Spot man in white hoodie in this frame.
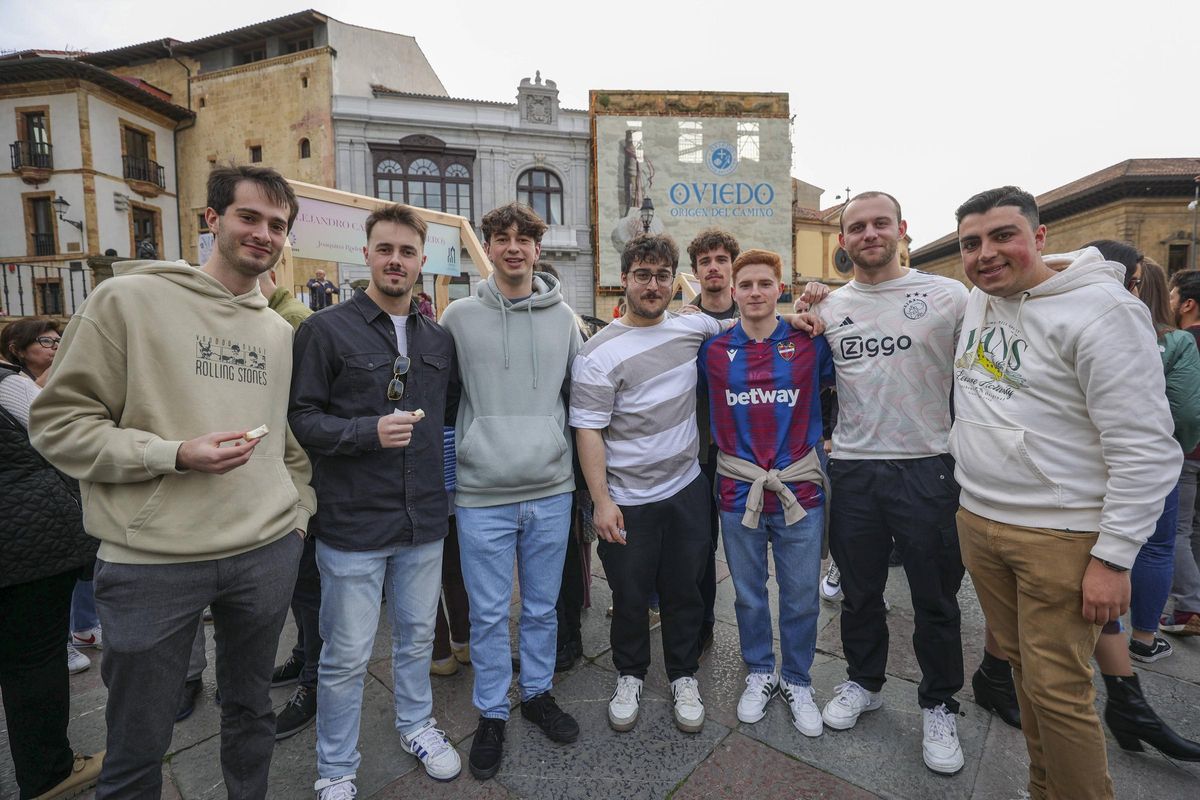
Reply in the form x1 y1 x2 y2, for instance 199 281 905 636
951 186 1181 800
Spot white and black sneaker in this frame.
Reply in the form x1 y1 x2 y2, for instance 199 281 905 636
314 776 356 800
780 680 823 737
820 562 843 603
608 675 643 732
736 672 779 724
1129 635 1173 663
401 718 461 781
670 677 705 733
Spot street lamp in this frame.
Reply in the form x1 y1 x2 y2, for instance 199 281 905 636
640 197 655 233
51 196 83 232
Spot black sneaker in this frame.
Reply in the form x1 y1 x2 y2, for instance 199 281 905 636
555 639 581 672
1129 635 1174 663
175 679 202 723
520 691 580 743
271 655 304 688
468 716 506 780
275 684 317 740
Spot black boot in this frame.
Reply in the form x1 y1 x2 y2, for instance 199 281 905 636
972 655 1021 729
1103 673 1200 761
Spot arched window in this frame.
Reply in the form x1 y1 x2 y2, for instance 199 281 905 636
371 144 475 220
517 168 563 225
299 138 311 159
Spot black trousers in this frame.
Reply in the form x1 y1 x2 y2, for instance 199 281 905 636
433 516 471 660
289 533 323 689
698 445 720 637
0 568 81 798
556 503 585 648
828 456 965 711
599 474 711 681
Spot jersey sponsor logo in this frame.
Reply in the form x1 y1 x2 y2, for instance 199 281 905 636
840 334 913 361
776 341 796 361
903 292 929 320
725 387 802 407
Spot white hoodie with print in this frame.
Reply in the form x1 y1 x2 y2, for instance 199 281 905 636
950 247 1181 568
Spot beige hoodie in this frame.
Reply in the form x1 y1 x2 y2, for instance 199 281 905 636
30 260 315 565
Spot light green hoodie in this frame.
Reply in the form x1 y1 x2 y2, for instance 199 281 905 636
440 272 582 507
29 260 315 565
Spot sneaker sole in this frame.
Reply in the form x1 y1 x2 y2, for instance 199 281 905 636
608 710 638 732
468 760 501 780
821 700 882 730
924 751 965 775
674 712 705 734
737 707 768 724
275 712 316 740
793 717 824 737
1129 649 1172 663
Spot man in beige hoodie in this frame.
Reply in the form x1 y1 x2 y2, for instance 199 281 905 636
30 165 315 800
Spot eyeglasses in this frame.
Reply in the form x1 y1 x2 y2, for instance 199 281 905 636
629 269 675 286
387 355 410 401
35 336 60 349
1128 277 1143 290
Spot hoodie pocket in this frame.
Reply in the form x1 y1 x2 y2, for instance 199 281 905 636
457 415 570 491
950 418 1062 508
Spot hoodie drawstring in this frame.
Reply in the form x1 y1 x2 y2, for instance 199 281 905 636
528 301 539 389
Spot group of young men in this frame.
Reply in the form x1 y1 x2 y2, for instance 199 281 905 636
27 161 1177 800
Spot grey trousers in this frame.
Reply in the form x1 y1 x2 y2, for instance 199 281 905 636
93 533 303 800
1172 460 1200 613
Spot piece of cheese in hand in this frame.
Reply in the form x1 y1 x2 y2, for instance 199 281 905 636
243 424 270 441
411 409 426 420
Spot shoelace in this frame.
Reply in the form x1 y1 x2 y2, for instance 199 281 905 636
926 705 956 741
477 719 504 746
287 685 310 708
784 682 816 710
832 681 867 708
745 673 775 698
409 723 453 759
674 678 701 705
614 677 641 704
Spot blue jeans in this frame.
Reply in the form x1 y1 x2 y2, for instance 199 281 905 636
71 579 99 633
315 538 443 779
456 492 571 719
720 506 824 686
1131 484 1179 632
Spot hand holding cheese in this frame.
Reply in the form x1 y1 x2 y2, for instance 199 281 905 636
243 424 270 441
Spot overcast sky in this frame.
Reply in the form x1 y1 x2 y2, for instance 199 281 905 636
5 0 1197 248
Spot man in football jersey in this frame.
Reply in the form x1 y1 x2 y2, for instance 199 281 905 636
698 248 834 736
809 192 969 773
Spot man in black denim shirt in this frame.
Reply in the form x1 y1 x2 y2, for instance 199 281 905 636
289 204 460 798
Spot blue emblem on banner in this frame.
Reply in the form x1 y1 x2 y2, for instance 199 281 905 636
707 141 737 176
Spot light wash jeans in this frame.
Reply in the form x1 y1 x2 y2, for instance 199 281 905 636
315 538 443 780
720 506 824 686
456 492 572 719
70 578 99 633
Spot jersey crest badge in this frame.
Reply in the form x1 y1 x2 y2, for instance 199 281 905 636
903 292 929 320
776 341 796 361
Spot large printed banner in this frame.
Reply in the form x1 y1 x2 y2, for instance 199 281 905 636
595 115 791 286
290 196 462 276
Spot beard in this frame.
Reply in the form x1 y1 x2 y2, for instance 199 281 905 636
374 280 410 298
849 240 897 271
627 291 666 320
216 231 276 276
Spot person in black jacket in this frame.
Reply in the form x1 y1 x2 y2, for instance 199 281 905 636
0 365 103 799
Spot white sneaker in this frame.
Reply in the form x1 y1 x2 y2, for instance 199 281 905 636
314 776 356 800
401 718 461 781
71 625 103 650
819 562 843 603
781 680 823 737
671 676 705 733
922 704 964 774
67 645 90 675
821 680 882 730
608 675 643 731
736 672 778 723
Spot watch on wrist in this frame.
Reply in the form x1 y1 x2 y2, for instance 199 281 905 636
1097 558 1129 573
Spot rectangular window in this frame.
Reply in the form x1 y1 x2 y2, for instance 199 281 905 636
678 121 703 163
23 111 48 147
737 122 760 162
15 109 52 169
27 196 56 256
249 145 263 163
35 278 63 316
124 127 150 161
1169 244 1191 275
284 33 313 54
239 44 267 64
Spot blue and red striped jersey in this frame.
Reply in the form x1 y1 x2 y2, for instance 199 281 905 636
698 320 834 514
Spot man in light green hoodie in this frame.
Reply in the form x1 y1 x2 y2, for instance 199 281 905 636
30 165 315 800
439 202 583 780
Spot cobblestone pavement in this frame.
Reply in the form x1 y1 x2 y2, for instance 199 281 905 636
3 547 1199 798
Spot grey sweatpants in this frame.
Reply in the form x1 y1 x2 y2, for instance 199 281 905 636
93 533 303 799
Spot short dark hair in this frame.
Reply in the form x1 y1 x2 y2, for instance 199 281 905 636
480 202 547 244
1170 268 1200 308
686 229 740 267
535 261 560 279
1 318 60 367
365 203 428 245
955 186 1039 231
621 234 679 274
840 191 902 233
207 165 299 230
1085 239 1142 289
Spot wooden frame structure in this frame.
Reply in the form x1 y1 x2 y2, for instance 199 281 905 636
279 179 491 316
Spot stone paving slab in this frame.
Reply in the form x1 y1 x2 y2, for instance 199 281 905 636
473 664 729 799
671 730 881 799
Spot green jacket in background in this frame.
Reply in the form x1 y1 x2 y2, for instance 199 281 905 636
1160 327 1200 452
269 287 313 330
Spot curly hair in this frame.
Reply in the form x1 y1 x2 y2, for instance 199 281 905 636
481 202 548 244
686 229 740 268
621 234 679 274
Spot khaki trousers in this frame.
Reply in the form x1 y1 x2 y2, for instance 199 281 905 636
957 508 1114 800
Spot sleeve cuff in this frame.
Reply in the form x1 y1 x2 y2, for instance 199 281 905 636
292 507 313 534
144 438 186 475
1089 534 1139 571
357 416 382 450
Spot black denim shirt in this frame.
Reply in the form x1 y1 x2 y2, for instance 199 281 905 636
289 290 458 550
